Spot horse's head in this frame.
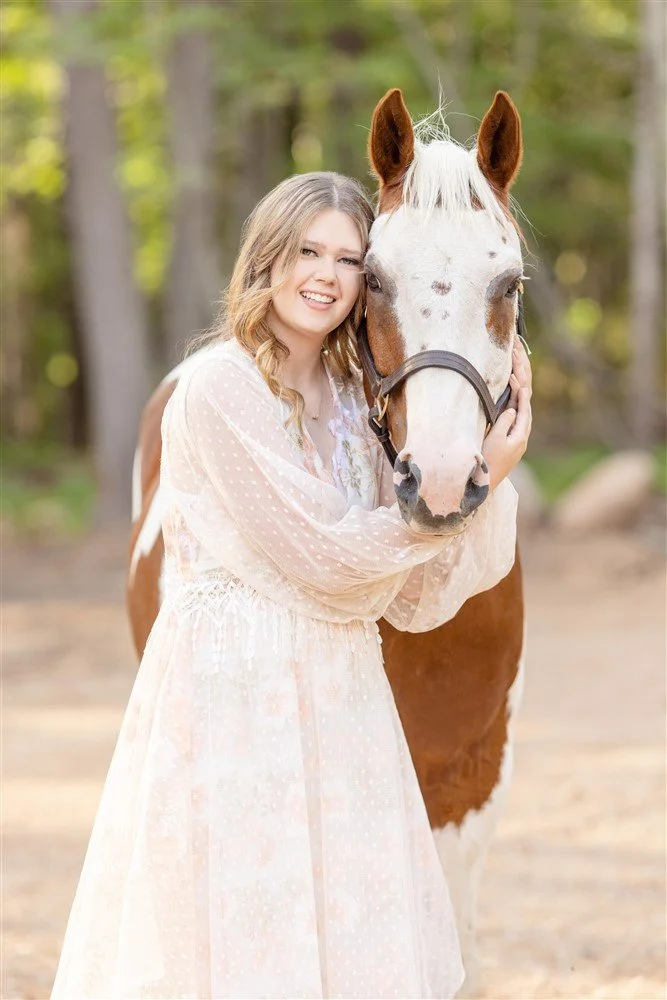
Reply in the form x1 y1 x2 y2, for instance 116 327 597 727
364 89 524 535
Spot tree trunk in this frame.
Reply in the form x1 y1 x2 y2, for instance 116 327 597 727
163 2 222 366
232 105 289 230
0 203 35 440
50 0 151 522
328 26 366 177
222 1 293 267
629 0 666 445
390 2 466 142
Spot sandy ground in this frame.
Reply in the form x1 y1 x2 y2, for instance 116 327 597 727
2 526 666 1000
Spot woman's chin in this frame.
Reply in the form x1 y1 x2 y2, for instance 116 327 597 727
294 314 343 340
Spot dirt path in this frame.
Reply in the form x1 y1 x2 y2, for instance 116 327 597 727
2 529 665 999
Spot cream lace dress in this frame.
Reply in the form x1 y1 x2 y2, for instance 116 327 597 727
51 339 518 1000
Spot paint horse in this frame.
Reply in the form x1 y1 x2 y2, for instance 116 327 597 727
127 89 526 996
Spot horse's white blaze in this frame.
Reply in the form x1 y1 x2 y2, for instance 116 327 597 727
433 628 526 998
367 130 523 516
403 369 485 517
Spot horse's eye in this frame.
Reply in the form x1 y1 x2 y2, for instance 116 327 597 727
505 279 520 299
366 272 382 293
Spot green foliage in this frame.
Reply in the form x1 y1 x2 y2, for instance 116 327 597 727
2 0 662 463
526 445 667 502
1 441 95 535
525 445 612 502
1 3 64 206
653 446 667 496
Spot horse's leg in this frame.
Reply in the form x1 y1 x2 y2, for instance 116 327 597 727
432 643 526 998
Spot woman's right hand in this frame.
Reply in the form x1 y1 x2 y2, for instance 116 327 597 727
482 338 533 490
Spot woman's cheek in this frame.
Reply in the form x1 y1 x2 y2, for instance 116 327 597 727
343 272 362 310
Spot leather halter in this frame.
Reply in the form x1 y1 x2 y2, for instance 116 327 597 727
357 289 527 468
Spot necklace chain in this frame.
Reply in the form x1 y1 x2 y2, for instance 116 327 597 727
308 366 329 421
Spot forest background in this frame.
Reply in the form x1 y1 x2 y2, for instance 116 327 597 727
2 0 665 528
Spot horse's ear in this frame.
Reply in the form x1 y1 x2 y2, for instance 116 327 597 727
368 88 415 187
476 91 523 196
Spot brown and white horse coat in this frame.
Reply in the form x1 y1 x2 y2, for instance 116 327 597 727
127 90 526 996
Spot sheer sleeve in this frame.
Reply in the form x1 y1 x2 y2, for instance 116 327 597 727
380 479 518 631
162 348 516 625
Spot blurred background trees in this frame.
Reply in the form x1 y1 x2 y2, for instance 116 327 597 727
2 0 665 525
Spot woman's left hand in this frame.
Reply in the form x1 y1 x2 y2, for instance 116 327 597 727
482 336 533 490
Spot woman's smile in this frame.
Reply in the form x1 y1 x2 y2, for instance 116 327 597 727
300 289 338 309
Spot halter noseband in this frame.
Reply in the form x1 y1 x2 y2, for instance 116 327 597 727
357 288 527 468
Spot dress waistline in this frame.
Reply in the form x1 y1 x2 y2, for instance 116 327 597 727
162 568 382 643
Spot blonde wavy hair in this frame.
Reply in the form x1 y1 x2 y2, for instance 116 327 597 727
188 171 375 427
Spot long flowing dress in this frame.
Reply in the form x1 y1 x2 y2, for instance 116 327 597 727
50 338 518 1000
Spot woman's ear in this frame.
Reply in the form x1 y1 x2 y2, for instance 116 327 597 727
476 91 523 199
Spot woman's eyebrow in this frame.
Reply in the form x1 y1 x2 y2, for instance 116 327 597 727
303 239 362 256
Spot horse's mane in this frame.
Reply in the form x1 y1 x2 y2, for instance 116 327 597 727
402 110 515 233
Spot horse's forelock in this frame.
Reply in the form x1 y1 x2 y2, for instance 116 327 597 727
403 134 514 231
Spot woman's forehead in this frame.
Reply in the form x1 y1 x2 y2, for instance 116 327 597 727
304 209 363 251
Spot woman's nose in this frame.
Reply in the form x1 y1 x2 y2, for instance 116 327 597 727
315 257 336 283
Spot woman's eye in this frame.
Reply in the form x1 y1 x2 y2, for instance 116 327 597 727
300 247 317 257
341 257 362 267
366 272 382 292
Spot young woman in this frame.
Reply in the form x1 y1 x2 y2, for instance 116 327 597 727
51 171 531 999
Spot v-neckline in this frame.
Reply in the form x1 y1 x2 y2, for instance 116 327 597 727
300 358 339 484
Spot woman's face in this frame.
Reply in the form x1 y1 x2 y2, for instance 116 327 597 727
269 209 364 348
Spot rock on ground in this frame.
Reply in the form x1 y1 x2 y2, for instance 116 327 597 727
551 450 655 533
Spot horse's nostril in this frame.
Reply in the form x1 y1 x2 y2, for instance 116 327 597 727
394 452 416 478
461 459 489 517
393 456 422 511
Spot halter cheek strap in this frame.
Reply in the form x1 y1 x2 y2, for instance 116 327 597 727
358 291 526 469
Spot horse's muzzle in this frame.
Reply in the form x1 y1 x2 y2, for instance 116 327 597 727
393 454 489 534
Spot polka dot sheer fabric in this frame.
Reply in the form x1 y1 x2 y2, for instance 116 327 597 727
51 340 517 999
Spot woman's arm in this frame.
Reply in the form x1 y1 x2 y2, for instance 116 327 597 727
380 479 518 631
165 352 442 618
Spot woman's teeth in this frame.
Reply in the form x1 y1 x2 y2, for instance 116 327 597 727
301 292 335 304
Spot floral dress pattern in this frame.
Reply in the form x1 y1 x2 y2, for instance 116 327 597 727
50 339 518 999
